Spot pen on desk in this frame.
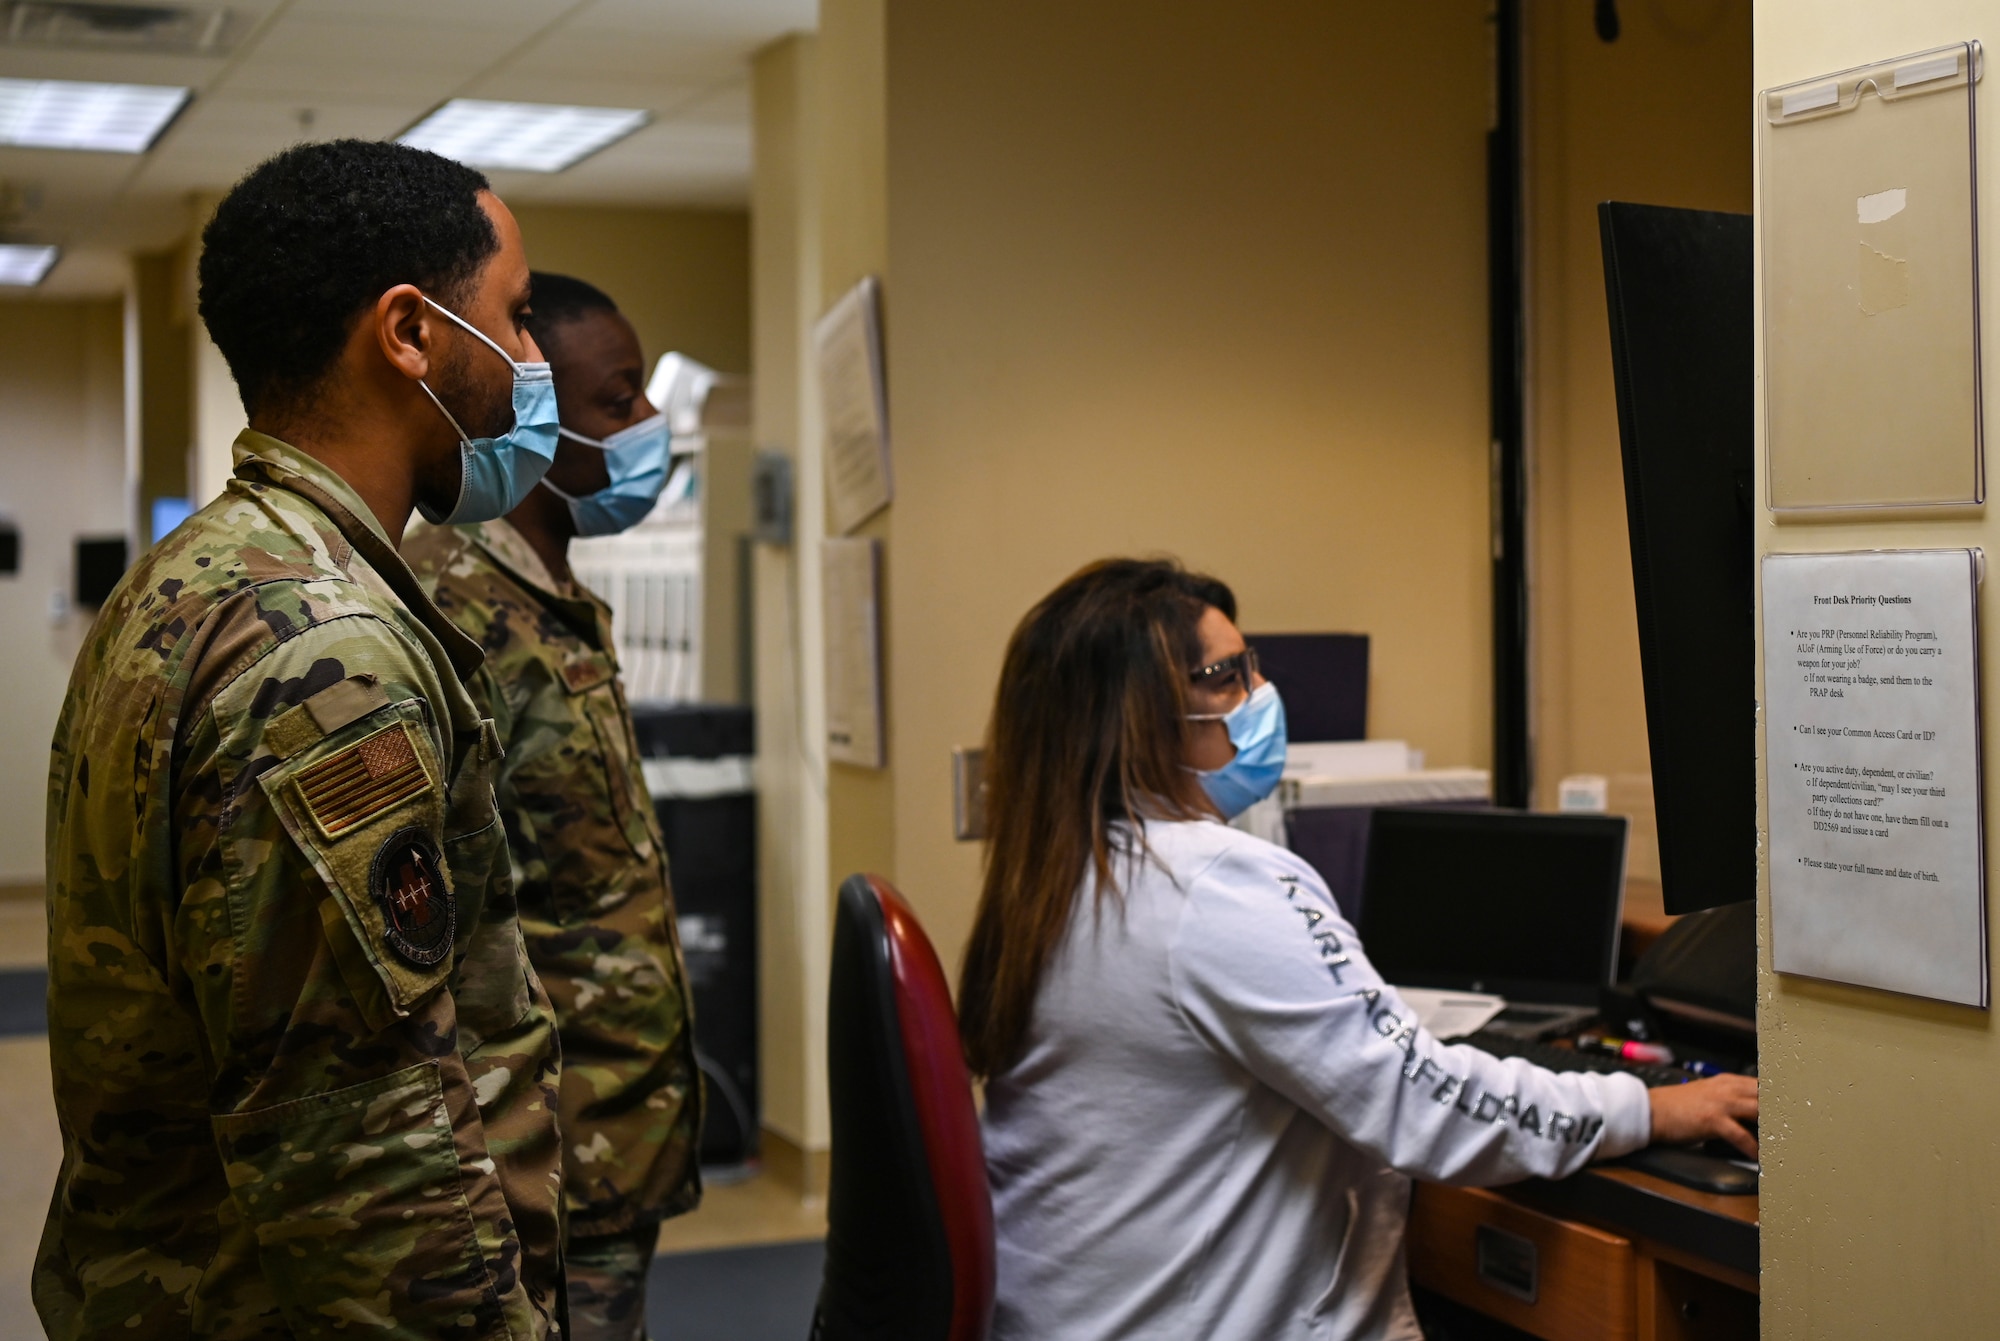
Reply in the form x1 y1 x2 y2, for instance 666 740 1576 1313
1575 1033 1676 1066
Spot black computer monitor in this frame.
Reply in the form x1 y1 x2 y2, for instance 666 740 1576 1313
1244 632 1368 741
1599 201 1755 916
1358 808 1628 1005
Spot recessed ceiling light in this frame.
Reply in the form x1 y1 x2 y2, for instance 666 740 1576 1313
398 99 649 173
0 244 60 286
0 77 191 153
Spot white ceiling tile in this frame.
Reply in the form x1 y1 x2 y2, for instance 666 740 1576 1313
289 0 573 19
132 109 424 195
0 142 142 191
0 49 226 88
222 23 525 99
568 0 815 42
474 47 737 91
21 245 131 296
655 79 749 127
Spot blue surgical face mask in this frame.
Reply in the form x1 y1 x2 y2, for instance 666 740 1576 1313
1191 680 1288 820
414 296 561 525
540 411 673 537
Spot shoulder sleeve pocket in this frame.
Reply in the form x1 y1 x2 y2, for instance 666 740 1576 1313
212 1060 509 1339
260 698 458 1027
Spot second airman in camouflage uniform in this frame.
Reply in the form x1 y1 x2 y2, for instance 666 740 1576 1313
406 273 703 1341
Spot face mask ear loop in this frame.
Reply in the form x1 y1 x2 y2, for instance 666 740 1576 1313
544 426 605 502
422 294 520 370
417 378 473 446
414 380 473 524
558 426 611 451
533 476 590 536
408 296 482 448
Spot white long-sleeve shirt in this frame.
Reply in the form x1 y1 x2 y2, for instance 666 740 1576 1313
983 818 1652 1341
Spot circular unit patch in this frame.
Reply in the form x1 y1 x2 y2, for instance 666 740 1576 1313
370 828 455 967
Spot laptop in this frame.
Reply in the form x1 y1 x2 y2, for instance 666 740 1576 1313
1357 808 1629 1038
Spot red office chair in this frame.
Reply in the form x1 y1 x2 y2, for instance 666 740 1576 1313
810 874 995 1341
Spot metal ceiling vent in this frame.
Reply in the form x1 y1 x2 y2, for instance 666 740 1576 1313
1 2 246 54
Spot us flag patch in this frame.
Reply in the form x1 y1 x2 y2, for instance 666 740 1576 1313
297 723 430 836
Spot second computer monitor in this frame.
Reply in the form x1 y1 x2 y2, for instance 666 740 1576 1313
1358 808 1629 1005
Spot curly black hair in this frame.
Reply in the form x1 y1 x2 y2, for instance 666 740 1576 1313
526 271 619 355
197 139 498 418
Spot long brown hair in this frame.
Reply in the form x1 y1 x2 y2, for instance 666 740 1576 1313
958 558 1235 1078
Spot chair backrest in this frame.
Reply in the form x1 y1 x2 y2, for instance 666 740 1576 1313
813 874 995 1341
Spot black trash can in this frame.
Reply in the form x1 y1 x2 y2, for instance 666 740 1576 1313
631 703 759 1174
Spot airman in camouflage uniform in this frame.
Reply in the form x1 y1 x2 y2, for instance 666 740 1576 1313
405 273 702 1341
40 432 565 1339
38 140 566 1339
405 520 702 1324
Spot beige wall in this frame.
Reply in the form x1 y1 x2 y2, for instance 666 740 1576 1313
884 0 1497 972
1755 3 2000 1334
816 0 895 936
0 300 128 883
1524 1 1754 859
135 249 192 545
751 29 832 1158
749 0 891 1161
183 196 241 512
509 204 751 376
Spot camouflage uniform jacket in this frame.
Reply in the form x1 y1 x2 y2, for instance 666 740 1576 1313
403 519 701 1238
39 431 565 1340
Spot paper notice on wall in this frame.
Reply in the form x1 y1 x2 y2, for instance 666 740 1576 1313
815 276 892 534
1762 549 1987 1006
823 536 885 769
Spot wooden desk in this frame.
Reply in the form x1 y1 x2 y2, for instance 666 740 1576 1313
1410 878 1752 1337
1409 1164 1756 1341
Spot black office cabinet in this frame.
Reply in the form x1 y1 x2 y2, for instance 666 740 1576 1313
632 703 759 1172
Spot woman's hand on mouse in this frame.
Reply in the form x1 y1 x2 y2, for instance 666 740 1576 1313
1646 1074 1759 1158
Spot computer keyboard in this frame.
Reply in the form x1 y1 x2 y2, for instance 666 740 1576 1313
1462 1028 1691 1088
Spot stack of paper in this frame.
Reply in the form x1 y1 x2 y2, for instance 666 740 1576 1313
1395 988 1506 1040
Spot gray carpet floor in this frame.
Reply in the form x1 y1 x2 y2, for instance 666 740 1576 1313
648 1238 825 1341
0 968 45 1036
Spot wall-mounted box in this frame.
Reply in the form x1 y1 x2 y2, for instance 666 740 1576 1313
75 535 128 608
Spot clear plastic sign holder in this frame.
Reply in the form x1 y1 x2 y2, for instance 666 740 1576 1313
1762 42 1984 511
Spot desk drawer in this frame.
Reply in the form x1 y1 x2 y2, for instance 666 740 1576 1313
1409 1183 1636 1341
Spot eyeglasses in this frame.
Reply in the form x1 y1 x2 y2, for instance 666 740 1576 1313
1188 648 1258 721
1190 647 1258 695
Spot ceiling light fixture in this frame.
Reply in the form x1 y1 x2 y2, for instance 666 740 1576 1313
0 243 59 285
0 77 190 152
397 99 649 173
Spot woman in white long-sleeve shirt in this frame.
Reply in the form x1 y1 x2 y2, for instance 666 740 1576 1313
958 558 1757 1341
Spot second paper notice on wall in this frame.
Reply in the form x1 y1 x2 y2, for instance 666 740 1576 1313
1763 548 1987 1007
